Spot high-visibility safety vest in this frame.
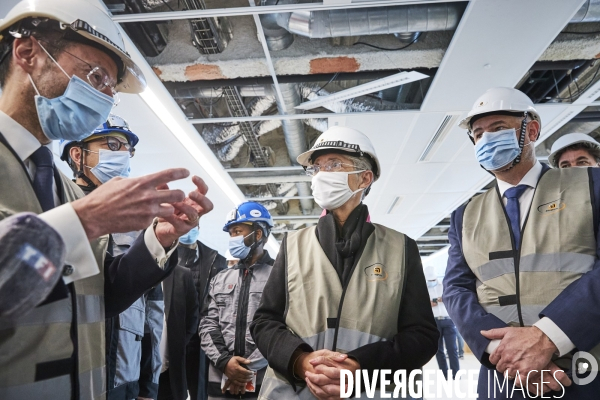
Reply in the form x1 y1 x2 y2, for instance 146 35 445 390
462 167 600 366
0 137 109 400
259 224 406 400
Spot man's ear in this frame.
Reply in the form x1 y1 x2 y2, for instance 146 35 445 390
69 146 82 166
360 170 374 189
12 37 44 75
527 119 541 142
255 228 263 242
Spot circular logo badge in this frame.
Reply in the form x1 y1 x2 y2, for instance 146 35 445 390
250 209 262 217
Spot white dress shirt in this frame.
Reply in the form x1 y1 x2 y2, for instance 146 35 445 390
427 279 449 318
487 161 575 356
0 111 176 283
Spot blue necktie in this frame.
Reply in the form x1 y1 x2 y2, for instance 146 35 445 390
29 146 55 212
504 184 529 248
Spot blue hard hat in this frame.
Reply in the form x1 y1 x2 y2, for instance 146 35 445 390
59 114 139 161
223 202 274 232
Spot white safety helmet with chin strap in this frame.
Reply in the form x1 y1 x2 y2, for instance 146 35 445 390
548 133 600 168
297 126 381 181
459 87 541 131
459 87 541 170
0 0 146 93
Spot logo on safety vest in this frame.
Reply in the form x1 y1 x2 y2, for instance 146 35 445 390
537 199 565 215
364 263 387 282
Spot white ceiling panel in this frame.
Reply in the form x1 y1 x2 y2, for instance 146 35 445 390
342 112 419 164
421 0 587 112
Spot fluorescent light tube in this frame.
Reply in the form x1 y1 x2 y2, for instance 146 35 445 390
295 71 429 110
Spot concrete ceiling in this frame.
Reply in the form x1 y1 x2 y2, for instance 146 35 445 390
3 0 600 256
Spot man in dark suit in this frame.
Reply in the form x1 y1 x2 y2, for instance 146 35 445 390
157 264 200 400
177 226 227 400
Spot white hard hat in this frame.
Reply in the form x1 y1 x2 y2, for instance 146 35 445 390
0 0 146 93
424 266 437 281
548 133 600 168
459 87 541 131
297 126 381 180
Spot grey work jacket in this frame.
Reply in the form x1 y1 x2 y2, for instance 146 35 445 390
199 252 274 397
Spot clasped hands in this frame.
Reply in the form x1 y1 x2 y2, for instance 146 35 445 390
294 349 360 400
481 326 572 395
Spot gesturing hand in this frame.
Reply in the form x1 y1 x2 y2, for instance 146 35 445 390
482 326 557 377
73 168 189 240
155 175 214 247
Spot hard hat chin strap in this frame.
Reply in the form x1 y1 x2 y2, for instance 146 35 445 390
475 112 531 176
512 112 529 167
76 143 98 191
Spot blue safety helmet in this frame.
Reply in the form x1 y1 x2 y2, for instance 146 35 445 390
223 202 274 234
59 114 139 161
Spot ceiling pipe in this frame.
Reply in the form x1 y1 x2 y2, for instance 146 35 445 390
275 83 314 215
267 1 466 39
163 69 435 90
571 0 600 22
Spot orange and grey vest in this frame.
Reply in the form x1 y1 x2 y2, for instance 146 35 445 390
0 137 109 400
462 167 600 366
259 224 406 400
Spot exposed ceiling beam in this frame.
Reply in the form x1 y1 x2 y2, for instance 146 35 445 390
247 0 287 112
417 235 449 241
228 166 304 173
188 101 600 124
418 242 449 247
111 0 463 22
246 196 314 201
272 215 320 220
233 175 312 184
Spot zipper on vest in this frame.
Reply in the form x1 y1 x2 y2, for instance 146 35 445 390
234 268 251 357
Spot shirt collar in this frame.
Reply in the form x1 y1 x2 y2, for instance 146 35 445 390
0 110 42 161
497 161 543 198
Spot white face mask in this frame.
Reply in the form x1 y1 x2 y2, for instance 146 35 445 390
311 170 365 210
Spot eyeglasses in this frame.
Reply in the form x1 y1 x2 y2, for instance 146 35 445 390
305 160 355 176
86 136 135 158
38 40 120 105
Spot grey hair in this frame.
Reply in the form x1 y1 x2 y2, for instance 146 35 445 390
347 155 372 172
346 155 374 196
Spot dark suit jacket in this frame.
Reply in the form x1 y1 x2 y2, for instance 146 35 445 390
164 265 200 400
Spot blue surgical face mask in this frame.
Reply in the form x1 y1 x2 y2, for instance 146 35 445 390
427 280 438 288
474 128 522 171
88 149 130 183
228 231 255 260
28 43 114 141
179 226 199 245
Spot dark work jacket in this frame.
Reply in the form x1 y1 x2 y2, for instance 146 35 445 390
250 208 439 387
179 241 227 321
177 241 226 400
163 265 200 400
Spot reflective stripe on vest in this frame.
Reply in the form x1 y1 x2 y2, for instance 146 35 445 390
0 139 109 400
258 223 406 400
462 167 596 327
462 167 600 370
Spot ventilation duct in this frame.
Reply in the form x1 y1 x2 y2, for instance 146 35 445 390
299 84 416 113
571 0 600 23
264 1 466 40
200 96 276 162
275 83 314 215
